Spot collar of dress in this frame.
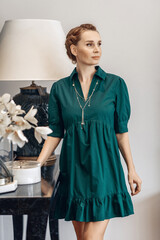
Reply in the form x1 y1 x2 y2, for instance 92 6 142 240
69 65 106 81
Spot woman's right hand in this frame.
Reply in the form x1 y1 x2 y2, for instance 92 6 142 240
128 170 142 196
36 136 62 167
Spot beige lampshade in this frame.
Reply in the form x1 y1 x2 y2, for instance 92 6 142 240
0 19 74 81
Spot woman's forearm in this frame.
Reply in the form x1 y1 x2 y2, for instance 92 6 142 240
115 132 135 172
37 136 62 166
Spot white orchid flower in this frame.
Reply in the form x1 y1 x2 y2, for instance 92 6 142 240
2 125 17 139
0 93 11 104
34 126 52 143
0 93 51 148
0 126 6 138
0 112 11 127
24 106 38 125
12 115 31 130
0 104 5 112
0 112 11 138
15 105 26 115
7 129 28 148
5 100 25 116
0 93 11 112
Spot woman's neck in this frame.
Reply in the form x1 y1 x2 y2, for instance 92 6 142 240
76 64 97 83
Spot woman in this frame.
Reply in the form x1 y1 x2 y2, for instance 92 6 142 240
37 24 142 240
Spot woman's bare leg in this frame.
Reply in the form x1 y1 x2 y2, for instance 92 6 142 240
83 219 110 240
72 220 85 240
72 219 110 240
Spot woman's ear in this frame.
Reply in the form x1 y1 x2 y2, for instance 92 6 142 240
70 44 77 57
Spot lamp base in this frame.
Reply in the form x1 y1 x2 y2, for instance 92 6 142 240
0 180 18 194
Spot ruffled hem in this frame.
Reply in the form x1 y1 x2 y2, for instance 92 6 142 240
49 187 134 222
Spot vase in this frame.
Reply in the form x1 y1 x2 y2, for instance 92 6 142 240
0 138 14 185
13 86 49 157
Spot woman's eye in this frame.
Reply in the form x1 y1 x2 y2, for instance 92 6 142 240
86 43 102 47
86 43 92 46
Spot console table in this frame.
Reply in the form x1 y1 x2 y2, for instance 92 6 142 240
0 154 60 240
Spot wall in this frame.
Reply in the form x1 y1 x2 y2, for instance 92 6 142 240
0 0 160 239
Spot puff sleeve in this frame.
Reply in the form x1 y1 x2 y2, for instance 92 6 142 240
47 83 64 138
114 77 131 133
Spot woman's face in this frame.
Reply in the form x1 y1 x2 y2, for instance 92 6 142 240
71 30 102 66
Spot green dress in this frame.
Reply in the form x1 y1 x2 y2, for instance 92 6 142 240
48 65 134 222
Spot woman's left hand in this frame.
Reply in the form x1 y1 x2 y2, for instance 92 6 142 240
128 170 142 196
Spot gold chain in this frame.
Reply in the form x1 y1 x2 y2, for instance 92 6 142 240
72 79 99 129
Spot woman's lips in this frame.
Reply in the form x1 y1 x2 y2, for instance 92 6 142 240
92 56 100 59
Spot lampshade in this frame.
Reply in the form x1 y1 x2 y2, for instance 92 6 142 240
0 19 74 81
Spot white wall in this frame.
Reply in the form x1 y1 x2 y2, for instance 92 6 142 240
0 0 160 240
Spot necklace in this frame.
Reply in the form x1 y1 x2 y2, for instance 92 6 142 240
73 84 90 102
72 78 99 129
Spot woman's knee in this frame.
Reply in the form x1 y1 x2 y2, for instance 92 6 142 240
83 219 110 240
72 220 85 240
83 232 104 240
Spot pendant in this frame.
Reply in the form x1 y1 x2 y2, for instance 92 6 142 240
81 122 85 129
88 98 91 106
81 109 85 129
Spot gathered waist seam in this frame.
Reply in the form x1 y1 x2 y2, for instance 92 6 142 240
64 120 114 137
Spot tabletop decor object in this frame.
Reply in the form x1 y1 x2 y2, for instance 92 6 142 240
5 160 41 185
0 93 52 189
